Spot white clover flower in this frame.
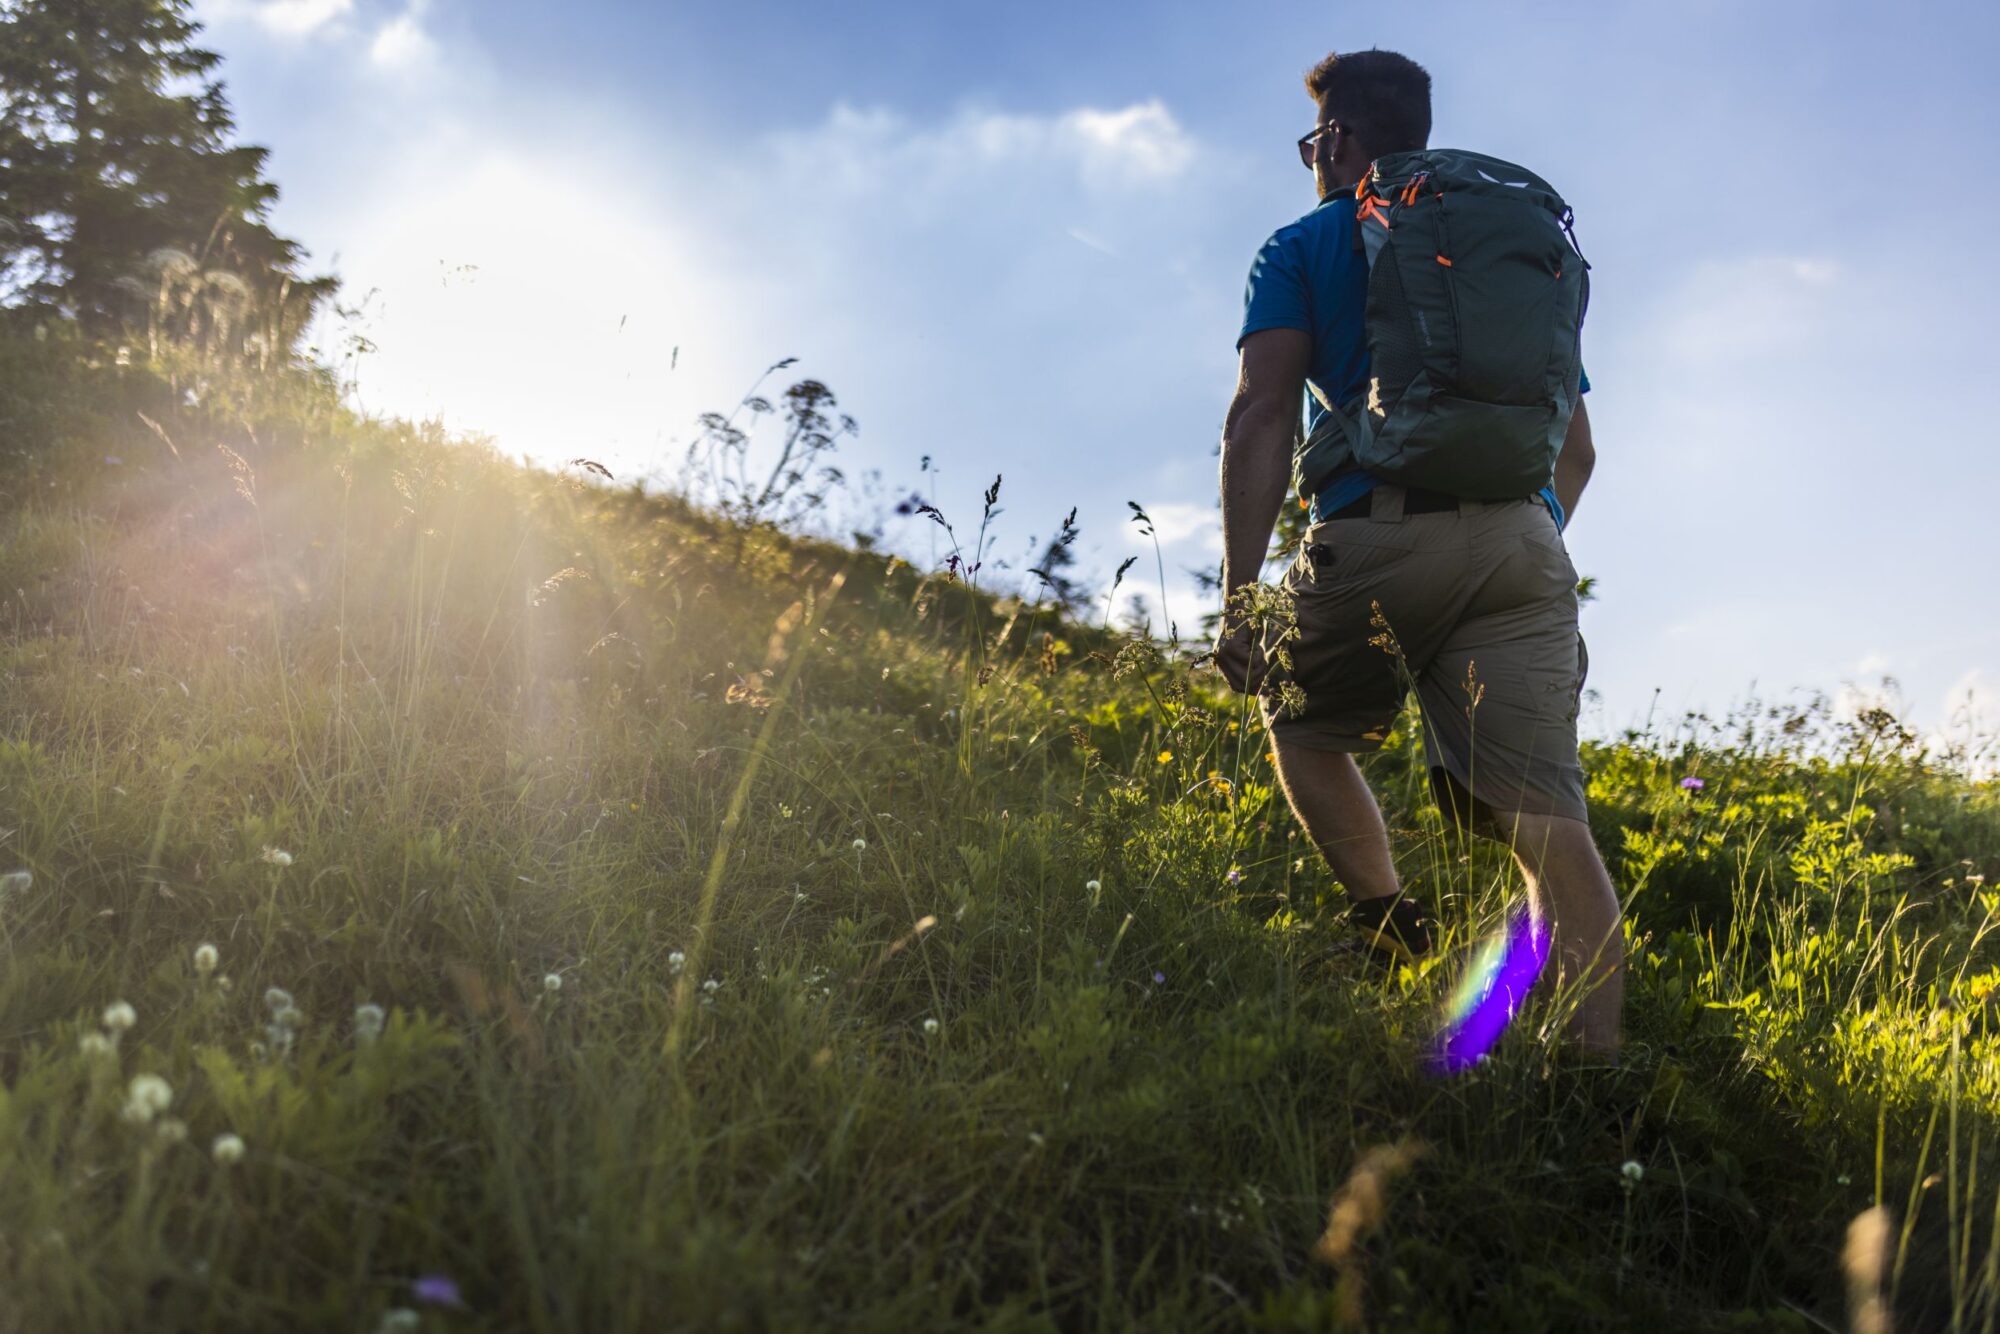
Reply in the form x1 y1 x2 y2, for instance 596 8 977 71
193 943 220 975
103 1001 137 1032
1621 1160 1644 1184
1085 880 1102 893
922 1017 940 1036
354 1003 386 1044
155 1117 188 1144
667 950 686 975
79 1031 114 1058
259 846 294 867
263 987 293 1013
211 1133 245 1166
543 973 563 993
852 838 867 852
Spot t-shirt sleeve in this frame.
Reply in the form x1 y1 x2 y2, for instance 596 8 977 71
1238 227 1310 347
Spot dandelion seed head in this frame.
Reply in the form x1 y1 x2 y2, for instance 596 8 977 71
271 1005 303 1030
355 1003 386 1043
1086 879 1102 892
102 1001 137 1032
263 987 293 1013
1621 1160 1644 1183
79 1032 114 1058
667 950 686 973
852 838 867 851
211 1133 245 1165
193 943 219 975
155 1117 189 1144
701 977 720 994
922 1017 940 1035
543 973 563 993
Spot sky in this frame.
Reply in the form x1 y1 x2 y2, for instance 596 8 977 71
190 0 2000 748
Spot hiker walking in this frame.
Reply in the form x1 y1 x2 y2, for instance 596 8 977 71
1212 49 1623 1058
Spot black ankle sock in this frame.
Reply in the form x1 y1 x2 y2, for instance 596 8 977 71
1348 895 1434 956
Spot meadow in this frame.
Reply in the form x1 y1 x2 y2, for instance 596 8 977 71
2 325 1998 1332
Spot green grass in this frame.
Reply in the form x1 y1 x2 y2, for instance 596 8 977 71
1 332 1997 1332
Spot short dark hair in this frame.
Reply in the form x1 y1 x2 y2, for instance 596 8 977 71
1304 49 1432 156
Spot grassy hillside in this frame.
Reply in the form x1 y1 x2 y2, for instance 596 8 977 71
2 330 1998 1332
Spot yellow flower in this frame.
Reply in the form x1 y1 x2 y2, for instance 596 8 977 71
1156 750 1173 764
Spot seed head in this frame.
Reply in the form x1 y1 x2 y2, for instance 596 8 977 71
123 1073 173 1123
102 1001 137 1032
193 943 219 975
260 846 294 867
1086 879 1102 892
1621 1160 1644 1184
79 1032 114 1058
852 838 867 852
667 950 686 974
211 1133 246 1165
155 1117 189 1144
543 973 563 993
354 1003 386 1044
263 987 293 1013
922 1017 940 1035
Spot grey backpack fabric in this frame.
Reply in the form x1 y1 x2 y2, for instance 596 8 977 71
1293 149 1589 503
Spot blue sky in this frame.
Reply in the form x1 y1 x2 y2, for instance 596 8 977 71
193 0 2000 746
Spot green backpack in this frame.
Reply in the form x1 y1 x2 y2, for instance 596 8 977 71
1292 148 1590 504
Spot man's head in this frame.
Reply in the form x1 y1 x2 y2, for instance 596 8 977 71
1299 49 1432 201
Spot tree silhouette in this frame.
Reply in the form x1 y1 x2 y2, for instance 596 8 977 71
0 0 333 351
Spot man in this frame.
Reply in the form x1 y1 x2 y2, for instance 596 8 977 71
1212 49 1622 1058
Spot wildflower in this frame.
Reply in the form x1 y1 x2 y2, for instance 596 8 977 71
211 1133 246 1166
543 973 563 993
412 1274 463 1307
1621 1160 1644 1184
155 1117 188 1144
922 1017 940 1035
1678 776 1704 791
701 978 720 994
1153 971 1167 985
260 846 294 867
103 1001 137 1032
354 1003 386 1044
123 1073 173 1123
1226 869 1243 884
1156 749 1173 764
1086 879 1102 893
79 1032 114 1058
271 1006 303 1029
193 943 220 975
852 838 867 852
0 868 30 897
376 1310 421 1334
667 950 686 974
263 987 293 1013
1026 1131 1046 1147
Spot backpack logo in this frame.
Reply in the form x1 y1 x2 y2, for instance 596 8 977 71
1475 167 1532 189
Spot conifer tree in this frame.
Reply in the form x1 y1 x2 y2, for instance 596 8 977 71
0 0 332 353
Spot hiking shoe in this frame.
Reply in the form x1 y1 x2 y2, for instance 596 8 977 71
1347 894 1434 965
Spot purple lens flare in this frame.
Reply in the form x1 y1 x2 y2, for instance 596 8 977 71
1428 905 1551 1074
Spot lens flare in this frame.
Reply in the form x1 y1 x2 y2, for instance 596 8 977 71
1429 905 1549 1073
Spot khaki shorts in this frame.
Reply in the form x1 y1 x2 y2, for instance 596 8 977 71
1258 486 1590 833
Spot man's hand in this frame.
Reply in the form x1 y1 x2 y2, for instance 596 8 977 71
1212 613 1267 695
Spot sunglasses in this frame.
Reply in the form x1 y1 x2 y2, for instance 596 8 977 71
1297 120 1344 169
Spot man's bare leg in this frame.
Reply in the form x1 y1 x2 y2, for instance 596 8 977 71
1269 738 1399 901
1508 813 1623 1059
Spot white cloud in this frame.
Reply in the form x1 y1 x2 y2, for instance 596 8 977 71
209 0 355 38
1121 500 1220 551
370 8 437 69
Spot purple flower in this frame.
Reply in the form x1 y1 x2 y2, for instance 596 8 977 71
1225 869 1243 884
1679 776 1705 791
412 1274 463 1307
1152 971 1166 985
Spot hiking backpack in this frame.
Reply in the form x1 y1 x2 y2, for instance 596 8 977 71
1292 149 1590 504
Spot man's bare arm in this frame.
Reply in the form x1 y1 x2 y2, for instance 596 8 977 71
1220 328 1311 598
1552 397 1595 528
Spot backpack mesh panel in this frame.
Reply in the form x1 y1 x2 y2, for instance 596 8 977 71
1367 248 1424 402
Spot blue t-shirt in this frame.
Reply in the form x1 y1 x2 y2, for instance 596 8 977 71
1238 195 1589 527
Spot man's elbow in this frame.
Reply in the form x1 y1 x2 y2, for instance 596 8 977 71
1223 392 1297 450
